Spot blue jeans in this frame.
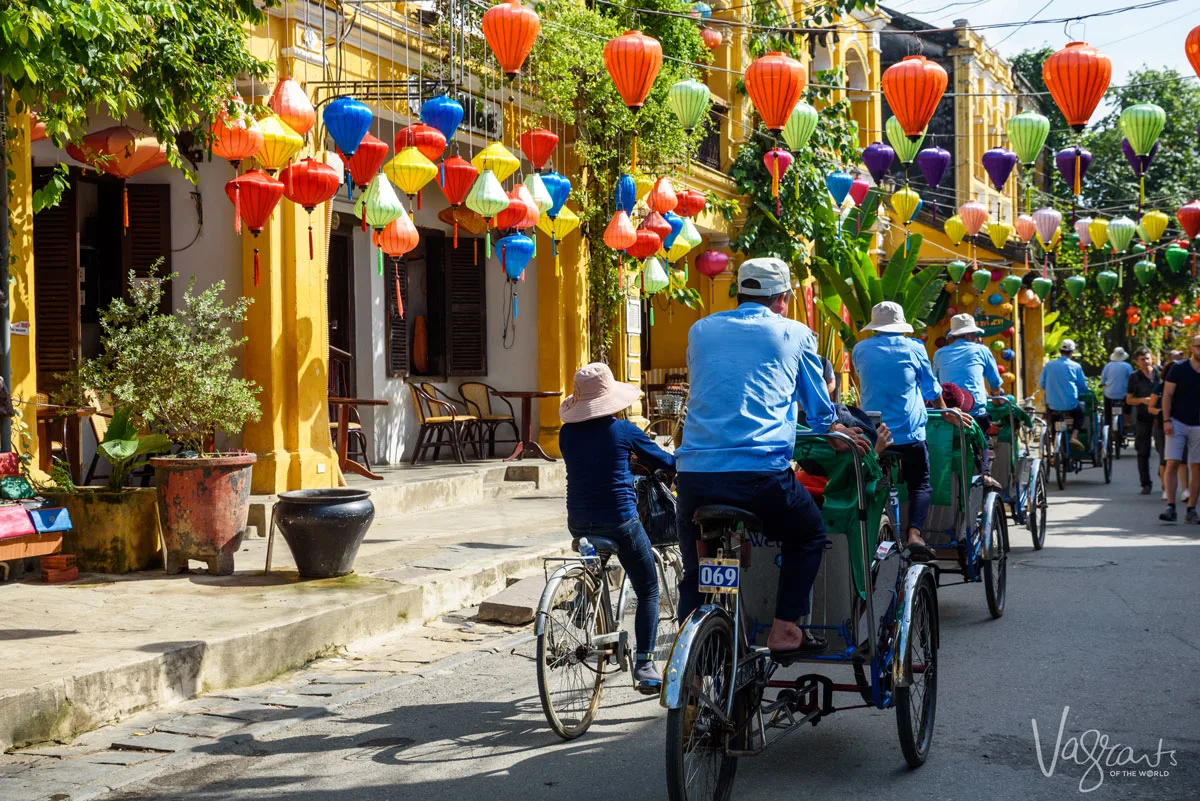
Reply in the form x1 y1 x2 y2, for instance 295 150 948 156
675 469 827 624
568 517 659 660
893 442 932 536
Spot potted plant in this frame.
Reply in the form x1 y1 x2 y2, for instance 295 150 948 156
80 266 261 575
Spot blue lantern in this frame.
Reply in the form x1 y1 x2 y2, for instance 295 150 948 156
692 2 712 20
499 232 535 280
614 174 636 215
826 170 853 206
987 292 1004 306
323 97 373 157
542 170 572 219
420 95 464 144
662 212 684 250
1001 348 1015 361
909 198 923 223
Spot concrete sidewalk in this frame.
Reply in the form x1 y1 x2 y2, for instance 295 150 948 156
0 463 569 751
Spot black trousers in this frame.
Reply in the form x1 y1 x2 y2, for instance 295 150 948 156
1135 419 1155 488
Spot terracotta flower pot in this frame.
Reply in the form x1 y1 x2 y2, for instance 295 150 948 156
151 453 256 575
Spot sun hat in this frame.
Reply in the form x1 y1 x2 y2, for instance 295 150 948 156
947 313 984 338
1060 339 1077 353
737 257 792 297
862 301 913 334
1110 347 1128 361
559 363 642 423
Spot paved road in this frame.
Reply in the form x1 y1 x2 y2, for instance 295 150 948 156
105 457 1199 801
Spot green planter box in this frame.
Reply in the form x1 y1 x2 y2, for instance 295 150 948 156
46 488 162 574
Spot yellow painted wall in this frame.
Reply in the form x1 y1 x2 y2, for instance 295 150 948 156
5 104 40 468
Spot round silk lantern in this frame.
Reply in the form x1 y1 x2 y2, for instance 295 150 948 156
1188 25 1200 79
256 115 304 175
764 149 793 214
224 170 284 286
1065 274 1087 298
849 177 871 207
862 142 895 184
482 0 540 80
268 78 316 137
634 173 654 201
1002 348 1015 361
210 103 263 171
523 173 553 214
1096 270 1119 295
1141 210 1169 243
1133 260 1157 285
66 125 168 230
885 116 925 163
1042 42 1112 132
882 55 948 139
661 211 684 250
826 170 852 206
1007 111 1050 166
466 170 511 255
396 123 447 163
355 175 405 276
421 95 465 143
696 250 729 277
604 210 637 251
891 187 921 224
958 202 988 236
1088 218 1109 251
542 170 572 218
982 148 1017 192
1032 207 1062 245
339 132 389 193
782 102 819 152
614 174 637 215
960 293 975 306
987 292 1003 305
438 156 480 247
605 31 663 112
1014 214 1036 244
971 270 991 292
1000 274 1023 297
944 215 967 246
642 211 672 249
1121 103 1166 158
947 260 968 283
675 189 707 218
1074 217 1093 248
280 157 340 258
376 210 419 318
323 96 373 156
668 80 711 132
1177 201 1200 240
745 52 807 134
700 27 722 51
626 228 662 261
1030 277 1053 301
991 340 1005 352
1107 216 1136 253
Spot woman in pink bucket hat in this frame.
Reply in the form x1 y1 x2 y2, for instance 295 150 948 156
558 363 676 693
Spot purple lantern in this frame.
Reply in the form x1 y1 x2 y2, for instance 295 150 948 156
862 142 895 185
982 148 1017 192
1055 146 1092 195
1122 137 1159 177
916 146 950 188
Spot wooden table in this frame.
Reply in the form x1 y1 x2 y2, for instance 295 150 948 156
329 397 389 480
36 405 93 480
491 390 562 462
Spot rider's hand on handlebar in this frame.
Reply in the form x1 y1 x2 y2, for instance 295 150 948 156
829 423 871 455
874 423 893 456
945 408 970 428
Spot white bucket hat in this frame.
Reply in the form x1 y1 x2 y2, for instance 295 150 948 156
1110 347 1128 361
559 363 642 423
862 301 913 334
947 313 984 338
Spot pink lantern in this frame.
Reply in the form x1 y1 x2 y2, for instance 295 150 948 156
1032 207 1062 245
763 148 793 215
848 177 871 207
957 201 987 236
1073 218 1092 249
695 250 729 277
1014 214 1036 243
990 268 1004 282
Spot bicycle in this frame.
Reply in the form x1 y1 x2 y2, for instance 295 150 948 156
535 534 684 740
1107 399 1126 462
645 383 688 452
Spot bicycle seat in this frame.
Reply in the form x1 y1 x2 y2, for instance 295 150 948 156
571 536 621 555
692 505 761 530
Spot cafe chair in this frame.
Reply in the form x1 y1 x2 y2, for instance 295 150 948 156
329 406 371 471
458 382 519 458
35 392 71 470
408 384 479 464
83 391 113 485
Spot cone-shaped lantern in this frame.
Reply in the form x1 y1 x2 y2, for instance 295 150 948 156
256 115 304 174
647 177 679 214
882 55 947 139
604 210 638 251
518 128 558 171
542 171 572 218
668 80 711 132
745 52 807 134
782 102 819 152
763 149 793 214
1065 274 1087 298
482 0 540 80
523 173 553 214
466 170 511 234
982 148 1017 192
1141 210 1169 243
472 141 521 182
420 95 464 143
1088 218 1109 251
268 78 316 136
1007 111 1050 166
944 215 967 246
323 97 373 156
988 221 1011 250
224 170 284 286
1000 273 1023 297
1042 42 1112 132
604 31 663 112
917 147 950 187
1133 260 1157 285
614 174 637 215
385 147 438 210
356 174 406 275
849 177 871 207
1096 270 1119 295
395 123 446 163
862 142 895 185
826 171 852 206
536 205 580 275
280 157 341 259
66 126 168 230
885 116 925 163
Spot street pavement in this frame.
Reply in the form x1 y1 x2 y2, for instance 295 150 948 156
12 455 1200 801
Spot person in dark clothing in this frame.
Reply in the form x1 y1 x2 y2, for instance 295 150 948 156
1126 347 1158 494
558 362 675 693
1159 336 1200 522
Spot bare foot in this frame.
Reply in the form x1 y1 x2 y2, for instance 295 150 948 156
766 619 806 652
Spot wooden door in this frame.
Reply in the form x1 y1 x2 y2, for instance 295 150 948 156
327 224 356 396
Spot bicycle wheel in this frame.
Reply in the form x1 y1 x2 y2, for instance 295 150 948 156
983 508 1007 619
1055 445 1066 491
895 576 938 768
1103 434 1113 483
655 546 685 661
536 567 607 740
1029 468 1047 551
646 418 680 452
665 613 739 801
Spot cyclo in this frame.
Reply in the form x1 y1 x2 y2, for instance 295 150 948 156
661 429 939 801
985 396 1048 550
909 410 1009 618
1047 390 1110 490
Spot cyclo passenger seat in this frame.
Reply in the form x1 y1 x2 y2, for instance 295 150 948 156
692 505 762 540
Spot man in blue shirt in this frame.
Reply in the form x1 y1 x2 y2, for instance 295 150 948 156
675 258 868 660
933 314 1003 415
1100 347 1133 436
853 302 964 561
1039 339 1088 451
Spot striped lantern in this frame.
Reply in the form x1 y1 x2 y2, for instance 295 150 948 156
384 147 438 210
268 78 316 137
885 116 925 164
881 55 947 139
481 0 540 80
1042 42 1112 132
255 115 303 175
355 174 406 275
668 79 711 133
782 102 819 152
224 170 284 286
472 141 521 183
744 51 806 134
279 157 340 258
1006 111 1050 167
210 105 263 171
339 132 389 199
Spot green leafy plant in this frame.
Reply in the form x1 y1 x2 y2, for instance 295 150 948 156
97 408 172 490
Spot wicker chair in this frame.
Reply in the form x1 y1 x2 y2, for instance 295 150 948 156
83 390 113 485
458 382 518 458
409 384 479 464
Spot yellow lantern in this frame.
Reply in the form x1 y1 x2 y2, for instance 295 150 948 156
1141 209 1169 243
1000 301 1013 314
471 141 520 182
961 292 976 305
634 173 655 202
987 221 1011 250
1088 217 1109 251
535 206 581 275
944 214 967 246
255 115 303 174
384 147 438 209
890 187 921 224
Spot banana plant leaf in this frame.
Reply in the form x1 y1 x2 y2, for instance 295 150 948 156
810 256 866 325
880 238 918 300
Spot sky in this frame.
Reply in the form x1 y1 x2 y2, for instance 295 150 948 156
885 0 1196 84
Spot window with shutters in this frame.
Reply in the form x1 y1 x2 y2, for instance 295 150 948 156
444 235 487 376
122 183 172 313
32 168 81 390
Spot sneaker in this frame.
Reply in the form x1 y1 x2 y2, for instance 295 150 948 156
1162 489 1169 500
1188 509 1199 524
633 660 662 695
1142 485 1153 495
1185 489 1191 502
1160 506 1178 522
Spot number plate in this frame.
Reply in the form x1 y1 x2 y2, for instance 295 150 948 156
698 558 740 594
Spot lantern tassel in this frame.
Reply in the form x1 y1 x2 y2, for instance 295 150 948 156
631 133 638 172
361 212 367 233
513 290 519 319
1073 150 1081 197
308 224 314 261
254 247 260 287
123 185 129 233
1139 175 1145 219
650 306 655 327
454 221 459 249
394 260 405 318
347 176 353 201
233 185 241 235
485 231 492 259
378 247 384 276
417 189 422 211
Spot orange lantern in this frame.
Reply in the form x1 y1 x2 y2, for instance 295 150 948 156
375 215 420 318
745 52 807 135
1042 42 1112 133
268 78 316 136
482 0 540 80
1188 26 1200 79
604 31 663 112
30 111 47 143
210 108 263 172
66 126 168 230
881 56 948 139
700 27 721 51
646 177 678 214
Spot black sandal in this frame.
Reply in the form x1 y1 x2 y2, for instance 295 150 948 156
905 543 936 562
770 633 828 664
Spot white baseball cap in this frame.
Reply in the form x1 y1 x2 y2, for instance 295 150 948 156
862 301 913 334
1060 339 1077 353
737 257 792 297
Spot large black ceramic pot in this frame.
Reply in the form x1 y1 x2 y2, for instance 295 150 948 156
274 489 375 578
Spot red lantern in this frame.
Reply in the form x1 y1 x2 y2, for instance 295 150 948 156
66 126 168 230
394 124 446 163
881 56 947 138
1188 26 1200 80
700 27 721 52
496 188 537 230
1159 301 1173 314
695 250 728 277
439 157 480 247
1103 307 1115 318
482 0 540 80
642 212 672 246
1178 201 1200 239
338 133 389 192
268 78 316 136
626 228 662 260
30 111 46 143
518 128 559 171
280 158 340 259
224 170 284 286
646 177 678 214
604 31 663 112
675 189 707 218
745 52 807 134
1042 42 1112 133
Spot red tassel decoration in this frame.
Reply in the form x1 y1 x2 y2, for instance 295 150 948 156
233 185 242 235
361 212 367 233
308 225 314 260
454 222 459 249
417 190 423 211
123 186 130 232
393 260 405 318
254 247 260 287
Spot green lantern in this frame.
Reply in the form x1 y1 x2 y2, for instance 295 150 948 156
1064 274 1087 298
947 259 968 283
668 79 711 133
1007 111 1050 166
466 170 510 258
1107 216 1136 253
971 269 991 292
1030 277 1053 301
782 102 819 152
1166 244 1189 273
1000 274 1023 297
1120 103 1166 156
885 116 925 164
354 174 406 274
1096 270 1119 295
990 339 1005 352
1133 259 1157 285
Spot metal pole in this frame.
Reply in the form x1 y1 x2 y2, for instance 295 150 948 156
0 76 12 451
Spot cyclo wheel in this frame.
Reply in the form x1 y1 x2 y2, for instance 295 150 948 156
536 566 607 740
1029 468 1048 551
1103 439 1113 484
645 417 680 452
665 613 739 801
983 506 1008 619
895 575 938 768
1055 443 1067 491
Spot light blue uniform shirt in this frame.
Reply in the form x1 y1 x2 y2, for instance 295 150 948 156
932 338 1002 410
852 333 942 445
677 304 835 474
1100 360 1133 400
1039 355 1088 411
